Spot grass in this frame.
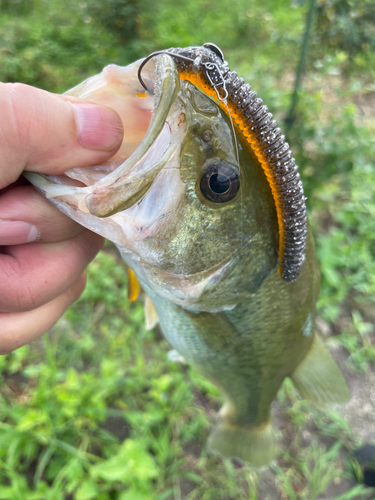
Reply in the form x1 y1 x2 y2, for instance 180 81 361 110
1 0 375 498
1 159 375 498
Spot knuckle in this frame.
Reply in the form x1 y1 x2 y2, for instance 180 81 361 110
0 83 28 148
0 83 52 168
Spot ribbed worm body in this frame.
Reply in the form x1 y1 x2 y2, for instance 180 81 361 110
166 44 307 283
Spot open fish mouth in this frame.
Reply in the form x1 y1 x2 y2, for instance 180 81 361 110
24 51 242 309
25 43 308 298
25 54 186 247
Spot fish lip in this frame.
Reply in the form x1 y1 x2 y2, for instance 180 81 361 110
84 54 181 217
25 54 182 217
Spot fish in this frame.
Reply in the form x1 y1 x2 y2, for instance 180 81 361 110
25 43 350 468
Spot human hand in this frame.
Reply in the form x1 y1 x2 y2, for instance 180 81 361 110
0 82 123 353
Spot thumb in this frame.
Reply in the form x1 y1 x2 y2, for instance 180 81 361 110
0 82 124 189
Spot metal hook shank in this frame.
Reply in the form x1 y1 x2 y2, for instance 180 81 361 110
138 51 195 91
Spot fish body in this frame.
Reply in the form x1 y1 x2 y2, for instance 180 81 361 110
25 44 349 467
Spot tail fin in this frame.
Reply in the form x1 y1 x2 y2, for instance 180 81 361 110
207 418 277 468
290 335 350 408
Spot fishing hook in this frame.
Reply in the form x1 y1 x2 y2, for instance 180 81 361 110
137 49 229 102
137 51 195 91
203 61 228 101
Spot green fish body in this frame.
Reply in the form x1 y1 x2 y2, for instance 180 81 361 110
26 44 349 467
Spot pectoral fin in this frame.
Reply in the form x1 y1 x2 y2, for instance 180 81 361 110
127 267 141 302
290 335 350 408
144 295 159 330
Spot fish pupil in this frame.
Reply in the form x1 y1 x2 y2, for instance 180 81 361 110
200 161 240 203
209 173 230 194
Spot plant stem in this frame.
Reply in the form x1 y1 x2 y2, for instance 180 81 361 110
285 0 317 134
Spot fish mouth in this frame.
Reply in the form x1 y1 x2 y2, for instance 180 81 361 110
25 54 185 229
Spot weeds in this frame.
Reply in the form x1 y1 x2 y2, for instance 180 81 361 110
0 0 375 498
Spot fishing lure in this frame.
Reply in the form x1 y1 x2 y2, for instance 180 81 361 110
137 43 307 283
25 44 349 467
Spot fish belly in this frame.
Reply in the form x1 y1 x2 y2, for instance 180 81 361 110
142 277 312 468
139 233 348 467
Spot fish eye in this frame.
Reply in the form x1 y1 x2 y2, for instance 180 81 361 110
200 161 240 203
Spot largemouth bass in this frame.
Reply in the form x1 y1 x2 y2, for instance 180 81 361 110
25 43 349 467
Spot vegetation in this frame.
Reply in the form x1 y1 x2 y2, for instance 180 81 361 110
0 0 374 498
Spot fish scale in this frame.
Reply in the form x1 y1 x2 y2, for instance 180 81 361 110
25 44 350 467
166 44 307 282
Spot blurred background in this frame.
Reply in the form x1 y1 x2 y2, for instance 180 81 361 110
0 0 374 498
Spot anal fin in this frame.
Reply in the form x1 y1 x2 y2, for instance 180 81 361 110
290 335 350 408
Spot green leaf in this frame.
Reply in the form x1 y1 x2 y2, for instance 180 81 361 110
90 439 158 483
331 484 373 500
119 488 155 500
0 486 14 500
75 480 99 500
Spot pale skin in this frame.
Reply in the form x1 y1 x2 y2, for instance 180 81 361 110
0 82 123 354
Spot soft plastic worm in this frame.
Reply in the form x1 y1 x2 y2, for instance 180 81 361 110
164 44 307 283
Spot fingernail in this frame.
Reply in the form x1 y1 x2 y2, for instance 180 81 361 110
0 221 40 245
71 103 123 152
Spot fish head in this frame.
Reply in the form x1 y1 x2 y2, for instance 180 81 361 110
26 53 279 312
